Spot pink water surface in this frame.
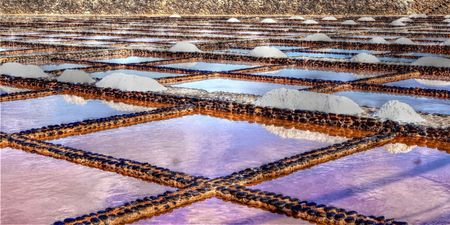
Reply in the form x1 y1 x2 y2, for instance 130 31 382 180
253 146 450 224
50 115 339 178
0 148 174 224
133 198 308 225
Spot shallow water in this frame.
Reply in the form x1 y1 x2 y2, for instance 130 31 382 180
50 115 340 178
253 145 450 224
253 68 376 82
378 57 416 63
385 79 450 91
95 56 164 64
126 37 166 42
92 69 184 79
0 148 173 225
40 63 89 71
335 91 450 115
133 198 307 225
158 62 256 72
0 95 139 133
172 78 306 95
82 35 121 40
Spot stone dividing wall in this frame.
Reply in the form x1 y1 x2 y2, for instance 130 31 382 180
0 0 425 15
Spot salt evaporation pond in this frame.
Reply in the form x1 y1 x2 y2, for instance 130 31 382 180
252 145 450 224
158 62 256 72
378 57 416 63
172 78 306 95
385 79 450 91
335 91 450 115
133 198 307 225
0 148 173 225
40 63 89 71
253 68 376 82
94 56 165 64
0 95 144 133
50 115 342 178
316 48 388 54
92 69 184 79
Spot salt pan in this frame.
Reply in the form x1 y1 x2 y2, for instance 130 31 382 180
350 53 380 63
255 88 363 115
96 73 167 92
0 62 49 78
169 42 201 53
390 20 406 26
169 14 181 18
56 69 95 84
303 33 332 42
374 100 425 123
412 57 450 68
249 46 287 58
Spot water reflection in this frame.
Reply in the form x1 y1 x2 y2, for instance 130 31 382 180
0 148 173 225
0 95 139 133
172 78 306 95
334 91 450 115
253 146 450 224
40 63 89 71
385 79 450 91
51 115 339 178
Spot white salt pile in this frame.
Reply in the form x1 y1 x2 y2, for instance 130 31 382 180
63 95 88 106
249 46 287 58
169 14 181 18
442 39 450 46
415 79 450 86
227 18 240 23
104 101 152 112
96 73 167 92
443 18 450 23
302 19 319 24
358 16 376 22
56 69 95 84
398 17 413 22
169 42 202 53
261 18 277 23
445 15 450 19
341 20 357 25
409 13 427 18
322 16 337 21
255 88 363 115
384 143 416 154
411 57 450 68
350 53 380 63
289 16 305 20
369 37 389 44
394 37 415 45
390 20 406 26
0 62 49 78
263 125 348 144
374 100 425 123
303 33 332 42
